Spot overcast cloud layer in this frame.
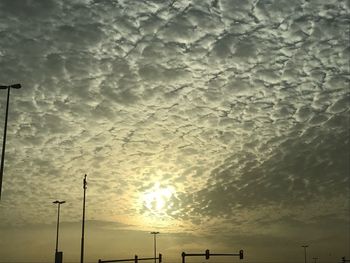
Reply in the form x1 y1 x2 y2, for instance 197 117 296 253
0 0 349 262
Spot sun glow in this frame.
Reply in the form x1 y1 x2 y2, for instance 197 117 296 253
142 183 175 212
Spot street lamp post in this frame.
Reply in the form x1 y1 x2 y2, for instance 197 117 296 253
150 231 160 263
302 245 309 263
0 83 21 200
53 200 65 263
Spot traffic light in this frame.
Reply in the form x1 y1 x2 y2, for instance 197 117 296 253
239 250 243 259
205 249 210 259
159 253 162 263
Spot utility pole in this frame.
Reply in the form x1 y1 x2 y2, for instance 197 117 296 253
302 245 309 263
80 174 87 263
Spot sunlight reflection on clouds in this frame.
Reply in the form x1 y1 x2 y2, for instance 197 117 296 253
0 0 348 254
141 182 175 212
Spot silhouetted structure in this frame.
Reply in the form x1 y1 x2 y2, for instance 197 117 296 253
150 231 160 263
98 254 162 263
302 245 309 263
53 200 65 263
0 83 21 200
181 249 243 263
80 174 87 263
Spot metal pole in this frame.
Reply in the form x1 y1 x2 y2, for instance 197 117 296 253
55 203 60 252
302 245 308 263
53 200 65 254
80 174 87 263
154 234 156 263
0 84 21 200
0 87 10 200
150 232 159 263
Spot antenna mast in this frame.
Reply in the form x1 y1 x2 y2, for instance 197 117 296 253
80 174 87 263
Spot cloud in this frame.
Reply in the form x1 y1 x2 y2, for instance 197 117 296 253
0 0 349 261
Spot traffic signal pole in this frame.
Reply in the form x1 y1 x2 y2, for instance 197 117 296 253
181 249 244 263
98 254 162 263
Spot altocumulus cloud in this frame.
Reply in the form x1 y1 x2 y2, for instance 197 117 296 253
0 0 349 261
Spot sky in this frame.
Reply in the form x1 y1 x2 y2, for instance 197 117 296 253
0 0 349 262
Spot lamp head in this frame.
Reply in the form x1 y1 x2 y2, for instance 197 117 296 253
53 200 66 204
0 84 21 89
9 84 21 89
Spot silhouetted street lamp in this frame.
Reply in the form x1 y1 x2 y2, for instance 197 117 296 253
0 83 21 200
53 200 65 263
312 257 318 263
150 231 160 263
302 245 309 263
53 200 65 252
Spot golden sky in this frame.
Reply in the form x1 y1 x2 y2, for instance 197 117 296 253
0 0 349 262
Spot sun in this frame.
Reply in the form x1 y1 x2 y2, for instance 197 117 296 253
142 183 175 212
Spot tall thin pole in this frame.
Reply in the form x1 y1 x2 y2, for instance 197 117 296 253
0 87 10 200
80 174 87 263
154 234 156 263
56 203 60 252
150 232 159 263
53 200 65 253
0 83 21 200
302 245 309 263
